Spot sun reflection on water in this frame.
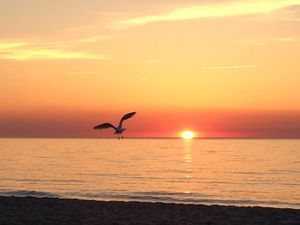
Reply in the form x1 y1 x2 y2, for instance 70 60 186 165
183 139 192 163
182 139 193 194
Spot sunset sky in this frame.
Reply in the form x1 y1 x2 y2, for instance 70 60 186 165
1 0 300 138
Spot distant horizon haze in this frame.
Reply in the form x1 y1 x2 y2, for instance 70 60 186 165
1 109 300 138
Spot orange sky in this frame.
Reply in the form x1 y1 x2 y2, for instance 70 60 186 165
1 0 300 138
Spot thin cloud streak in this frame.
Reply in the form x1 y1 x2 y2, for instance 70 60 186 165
68 71 98 75
71 35 116 44
238 36 299 46
0 42 31 49
145 59 163 64
0 48 108 61
200 65 257 70
111 0 300 29
0 39 110 61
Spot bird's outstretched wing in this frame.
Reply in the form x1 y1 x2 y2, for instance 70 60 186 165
119 112 136 127
94 123 116 130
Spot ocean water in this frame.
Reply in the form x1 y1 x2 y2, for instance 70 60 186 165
0 138 299 209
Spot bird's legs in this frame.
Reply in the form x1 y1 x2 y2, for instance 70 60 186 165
117 134 120 140
121 135 124 139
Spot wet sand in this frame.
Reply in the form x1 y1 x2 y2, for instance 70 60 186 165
0 196 299 225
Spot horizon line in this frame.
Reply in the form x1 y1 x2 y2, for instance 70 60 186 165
1 136 300 140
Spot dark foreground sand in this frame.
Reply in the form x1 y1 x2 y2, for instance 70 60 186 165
0 196 299 225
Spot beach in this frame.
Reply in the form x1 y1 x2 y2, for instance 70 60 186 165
0 196 299 225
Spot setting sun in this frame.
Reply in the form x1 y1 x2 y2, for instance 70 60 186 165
181 130 195 139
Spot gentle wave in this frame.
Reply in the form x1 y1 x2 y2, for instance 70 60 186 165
0 178 85 183
55 190 296 208
64 191 300 208
1 189 299 209
0 190 60 198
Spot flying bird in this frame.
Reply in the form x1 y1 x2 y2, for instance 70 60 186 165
94 112 136 139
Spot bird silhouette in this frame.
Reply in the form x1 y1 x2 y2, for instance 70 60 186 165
94 112 136 139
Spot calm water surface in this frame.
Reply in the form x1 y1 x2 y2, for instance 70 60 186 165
0 138 299 208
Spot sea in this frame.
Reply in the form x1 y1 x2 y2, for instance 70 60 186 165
0 138 299 209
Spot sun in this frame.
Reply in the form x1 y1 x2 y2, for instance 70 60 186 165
181 130 195 139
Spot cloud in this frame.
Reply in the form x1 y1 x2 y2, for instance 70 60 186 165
238 36 299 46
110 0 300 29
71 35 116 44
200 65 257 70
0 42 31 49
139 77 149 81
68 71 98 75
0 48 108 61
145 59 163 64
273 37 297 42
0 40 110 61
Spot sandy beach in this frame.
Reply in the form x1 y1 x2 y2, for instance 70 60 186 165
0 196 299 225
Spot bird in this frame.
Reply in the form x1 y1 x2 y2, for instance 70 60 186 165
94 112 136 139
